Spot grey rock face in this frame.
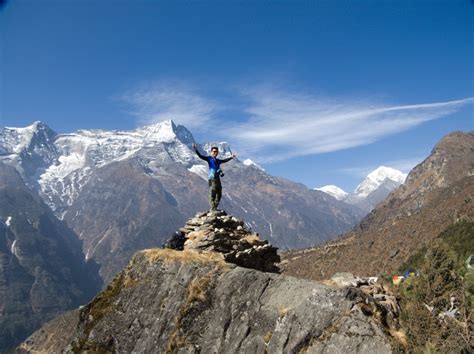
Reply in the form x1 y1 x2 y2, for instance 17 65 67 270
18 249 393 353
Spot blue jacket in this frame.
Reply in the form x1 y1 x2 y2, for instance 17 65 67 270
195 149 233 179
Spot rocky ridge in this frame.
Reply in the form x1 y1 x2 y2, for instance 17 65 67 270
18 212 398 353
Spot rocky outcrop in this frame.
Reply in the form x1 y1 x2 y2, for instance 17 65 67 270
18 246 394 353
179 210 280 272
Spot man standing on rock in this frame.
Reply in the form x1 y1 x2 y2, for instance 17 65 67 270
192 143 236 211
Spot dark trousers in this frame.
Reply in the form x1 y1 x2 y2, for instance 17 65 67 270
208 178 222 210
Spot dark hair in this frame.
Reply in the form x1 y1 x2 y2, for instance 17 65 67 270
211 146 219 151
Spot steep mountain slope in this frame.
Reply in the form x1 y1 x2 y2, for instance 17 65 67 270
63 158 201 281
0 163 101 353
1 121 363 283
283 131 474 280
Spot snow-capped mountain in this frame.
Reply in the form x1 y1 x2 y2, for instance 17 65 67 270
0 121 59 182
243 158 265 171
317 166 408 212
1 120 363 282
352 166 407 198
1 120 203 216
314 185 348 201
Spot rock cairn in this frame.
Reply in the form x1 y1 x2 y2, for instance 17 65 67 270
178 210 280 273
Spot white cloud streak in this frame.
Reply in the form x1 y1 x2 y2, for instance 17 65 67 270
227 88 473 162
121 82 219 130
121 82 473 163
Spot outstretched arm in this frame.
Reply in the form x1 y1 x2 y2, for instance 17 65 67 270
192 143 207 161
218 154 237 164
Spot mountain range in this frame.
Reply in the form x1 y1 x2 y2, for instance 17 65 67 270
0 120 364 283
283 131 474 279
316 166 408 213
3 123 472 352
0 120 367 350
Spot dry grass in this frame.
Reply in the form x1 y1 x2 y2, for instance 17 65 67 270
389 328 408 347
139 248 228 268
278 307 289 317
186 274 212 303
242 234 261 244
263 331 273 344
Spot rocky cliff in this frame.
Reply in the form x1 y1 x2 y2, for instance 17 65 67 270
18 212 397 353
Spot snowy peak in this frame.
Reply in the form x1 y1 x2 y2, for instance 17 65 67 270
0 121 57 155
367 166 407 185
135 120 195 145
0 120 201 217
316 166 407 212
52 119 197 169
243 159 265 171
0 121 59 181
138 120 179 143
353 166 407 197
315 185 348 201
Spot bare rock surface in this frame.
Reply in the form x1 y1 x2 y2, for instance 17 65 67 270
18 248 393 353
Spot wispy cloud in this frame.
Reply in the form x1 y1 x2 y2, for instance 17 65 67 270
227 87 474 162
121 81 220 130
120 82 473 163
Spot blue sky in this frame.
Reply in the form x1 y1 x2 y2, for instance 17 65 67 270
1 0 473 191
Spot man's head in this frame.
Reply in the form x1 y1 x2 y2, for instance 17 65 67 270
210 146 219 156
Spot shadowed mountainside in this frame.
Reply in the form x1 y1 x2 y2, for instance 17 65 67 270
0 163 101 353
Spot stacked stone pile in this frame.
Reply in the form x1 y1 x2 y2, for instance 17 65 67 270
178 210 280 272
